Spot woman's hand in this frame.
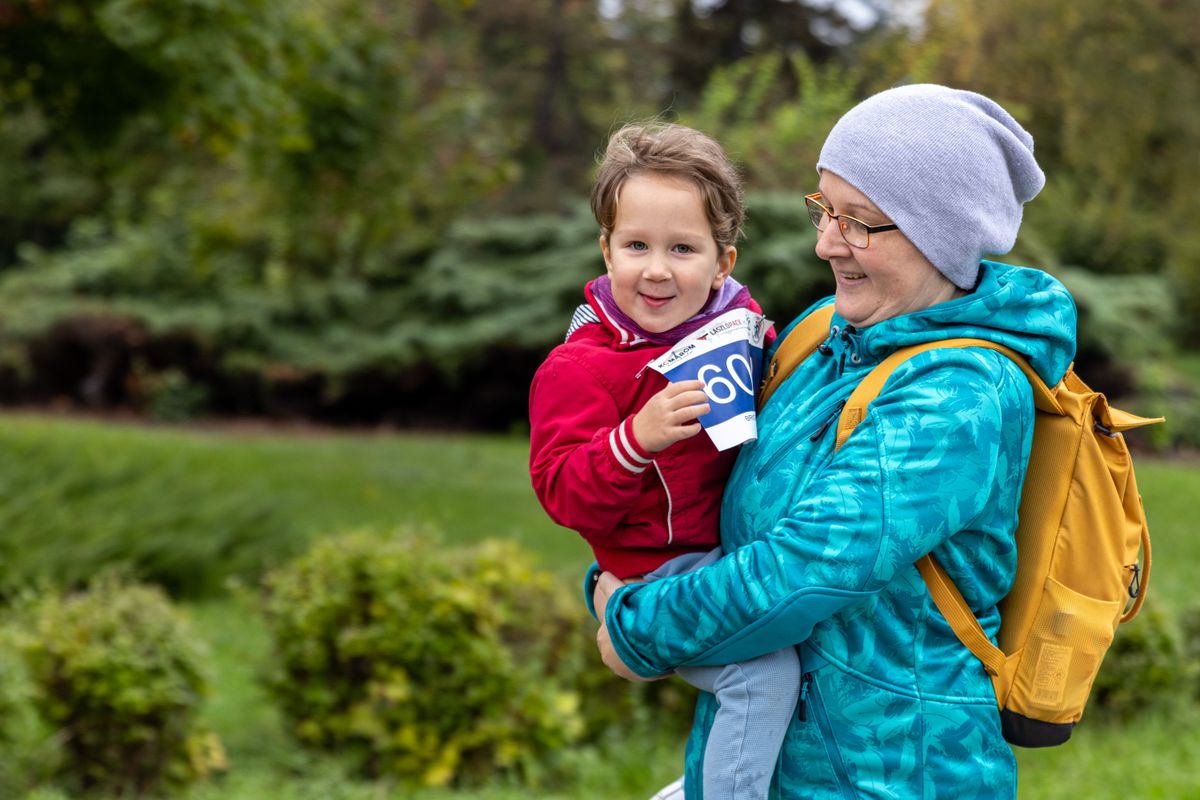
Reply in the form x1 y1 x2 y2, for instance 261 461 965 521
593 571 652 682
592 570 627 620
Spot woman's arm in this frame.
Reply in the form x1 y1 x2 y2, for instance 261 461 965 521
602 350 1032 678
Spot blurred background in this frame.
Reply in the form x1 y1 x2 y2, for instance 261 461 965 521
1 1 1199 799
1 0 1197 435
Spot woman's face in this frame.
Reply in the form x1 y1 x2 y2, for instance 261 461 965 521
815 171 962 328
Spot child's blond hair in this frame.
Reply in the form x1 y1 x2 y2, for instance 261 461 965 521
591 122 744 249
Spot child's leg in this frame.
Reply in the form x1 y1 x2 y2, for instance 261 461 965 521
642 549 800 797
677 648 800 800
640 548 722 582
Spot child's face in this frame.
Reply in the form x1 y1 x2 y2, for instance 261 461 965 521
600 173 735 334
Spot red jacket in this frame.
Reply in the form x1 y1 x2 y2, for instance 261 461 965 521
529 287 769 578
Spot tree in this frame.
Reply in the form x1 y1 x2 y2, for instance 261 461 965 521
879 0 1200 332
664 0 892 103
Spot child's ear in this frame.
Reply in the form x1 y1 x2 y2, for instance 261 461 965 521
712 245 737 289
599 235 614 276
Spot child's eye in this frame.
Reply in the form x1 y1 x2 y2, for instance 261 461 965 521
672 244 694 254
628 241 648 251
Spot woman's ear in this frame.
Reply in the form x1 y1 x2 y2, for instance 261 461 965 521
712 245 737 289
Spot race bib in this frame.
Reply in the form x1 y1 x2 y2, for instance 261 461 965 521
648 308 771 451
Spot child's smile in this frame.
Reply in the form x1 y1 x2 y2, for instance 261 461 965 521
600 173 735 334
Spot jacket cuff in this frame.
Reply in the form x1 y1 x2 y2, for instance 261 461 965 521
583 562 602 620
606 417 654 475
604 583 668 679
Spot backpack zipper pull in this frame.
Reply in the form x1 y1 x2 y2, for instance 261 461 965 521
1127 563 1142 598
810 401 847 442
797 672 812 722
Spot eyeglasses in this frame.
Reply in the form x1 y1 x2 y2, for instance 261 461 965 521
804 193 898 249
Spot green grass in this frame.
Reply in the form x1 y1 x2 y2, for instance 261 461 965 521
0 413 588 596
1134 460 1200 610
2 413 1198 798
1015 707 1200 799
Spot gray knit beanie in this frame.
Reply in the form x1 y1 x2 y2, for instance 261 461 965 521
816 84 1044 289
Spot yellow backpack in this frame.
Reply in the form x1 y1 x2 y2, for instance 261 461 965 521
759 305 1164 747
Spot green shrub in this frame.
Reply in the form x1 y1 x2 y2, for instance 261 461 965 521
736 193 830 322
261 531 695 788
1050 266 1177 367
14 576 226 796
0 628 54 798
1090 607 1185 719
1127 355 1200 452
682 52 859 194
0 189 832 429
130 364 211 422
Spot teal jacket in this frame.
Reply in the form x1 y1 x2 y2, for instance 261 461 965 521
604 262 1077 799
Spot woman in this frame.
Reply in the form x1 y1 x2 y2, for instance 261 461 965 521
594 84 1077 798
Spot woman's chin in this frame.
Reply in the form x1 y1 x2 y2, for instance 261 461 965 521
833 298 872 328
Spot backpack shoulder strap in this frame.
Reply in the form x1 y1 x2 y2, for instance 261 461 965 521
832 337 1050 686
758 304 835 407
834 337 1059 451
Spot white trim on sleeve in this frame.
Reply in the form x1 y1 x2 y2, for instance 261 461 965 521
608 429 647 474
618 419 653 466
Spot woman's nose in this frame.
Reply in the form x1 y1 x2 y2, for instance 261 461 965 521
814 219 849 260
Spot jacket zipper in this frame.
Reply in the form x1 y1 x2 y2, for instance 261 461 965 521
756 400 846 479
797 672 812 722
808 401 846 443
799 671 857 799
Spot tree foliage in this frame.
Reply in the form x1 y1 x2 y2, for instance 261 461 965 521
862 0 1200 331
682 51 859 191
0 0 1195 427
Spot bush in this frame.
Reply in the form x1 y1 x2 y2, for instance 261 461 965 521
1126 354 1200 452
1089 607 1186 719
261 531 695 788
13 576 226 796
0 191 832 430
1050 266 1177 367
736 193 830 322
0 628 53 799
129 363 211 422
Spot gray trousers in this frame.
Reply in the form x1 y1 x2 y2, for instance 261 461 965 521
644 549 801 800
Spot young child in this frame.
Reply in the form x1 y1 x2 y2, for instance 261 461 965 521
528 122 800 800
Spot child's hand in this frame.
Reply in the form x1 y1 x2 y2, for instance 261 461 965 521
632 379 710 453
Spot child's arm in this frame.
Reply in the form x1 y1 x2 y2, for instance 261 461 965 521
529 354 708 543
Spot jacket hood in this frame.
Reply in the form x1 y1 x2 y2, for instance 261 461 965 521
831 261 1077 385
